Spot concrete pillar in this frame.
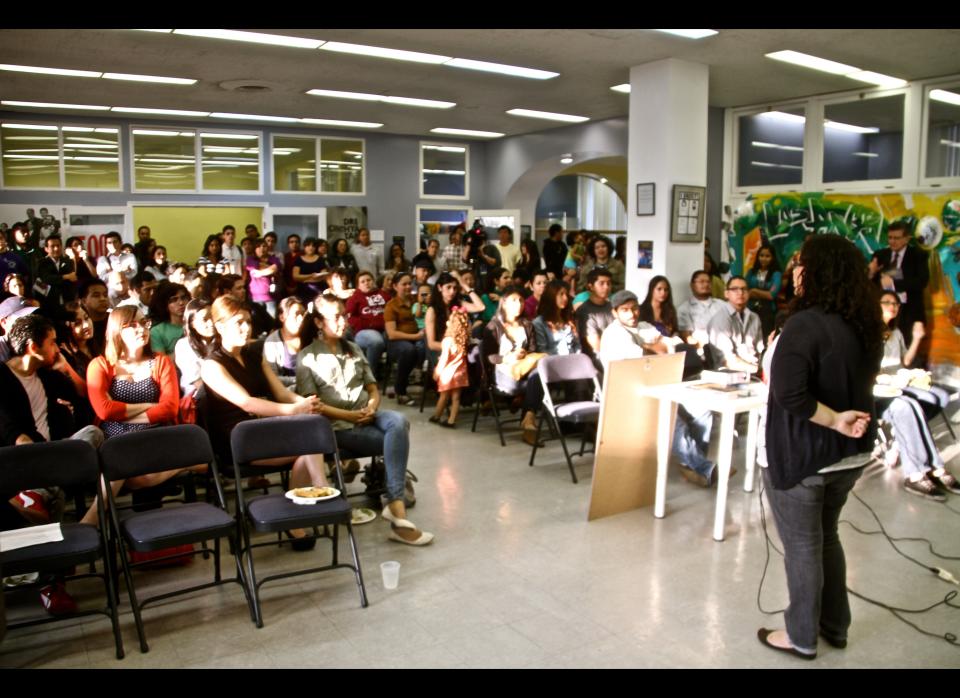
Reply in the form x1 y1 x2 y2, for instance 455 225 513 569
626 59 709 303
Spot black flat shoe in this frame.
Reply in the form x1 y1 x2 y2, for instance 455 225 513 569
757 628 816 661
439 420 456 429
428 415 441 424
820 632 847 649
284 530 317 552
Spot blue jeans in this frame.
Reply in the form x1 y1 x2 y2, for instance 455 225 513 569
881 396 944 478
354 329 386 374
763 466 864 653
387 339 425 397
334 410 409 503
672 404 715 478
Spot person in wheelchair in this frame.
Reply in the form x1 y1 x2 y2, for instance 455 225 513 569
296 292 434 547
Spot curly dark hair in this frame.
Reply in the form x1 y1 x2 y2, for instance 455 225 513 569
639 275 678 337
789 235 884 354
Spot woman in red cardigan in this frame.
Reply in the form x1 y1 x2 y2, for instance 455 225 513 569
81 305 201 525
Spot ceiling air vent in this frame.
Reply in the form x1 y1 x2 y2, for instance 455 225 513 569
218 80 278 93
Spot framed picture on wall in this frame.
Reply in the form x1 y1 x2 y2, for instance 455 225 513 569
670 185 706 243
636 183 655 216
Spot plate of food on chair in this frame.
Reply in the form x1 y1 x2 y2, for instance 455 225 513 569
285 486 341 504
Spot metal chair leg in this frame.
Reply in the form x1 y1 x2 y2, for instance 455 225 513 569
554 416 578 484
529 413 545 466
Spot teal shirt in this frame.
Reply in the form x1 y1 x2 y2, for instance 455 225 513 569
150 322 184 355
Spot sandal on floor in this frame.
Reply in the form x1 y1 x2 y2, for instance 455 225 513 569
381 507 434 546
428 415 441 424
439 420 456 429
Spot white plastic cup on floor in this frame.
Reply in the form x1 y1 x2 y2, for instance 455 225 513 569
380 561 400 590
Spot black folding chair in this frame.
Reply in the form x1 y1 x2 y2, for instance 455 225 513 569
528 354 602 483
0 440 124 660
230 415 368 628
471 341 522 446
100 425 248 653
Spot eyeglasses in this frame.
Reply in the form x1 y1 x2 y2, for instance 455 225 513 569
727 286 749 293
122 319 152 330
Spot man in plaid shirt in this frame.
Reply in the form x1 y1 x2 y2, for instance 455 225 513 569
441 224 467 272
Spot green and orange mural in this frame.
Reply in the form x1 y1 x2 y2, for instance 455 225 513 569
728 192 960 367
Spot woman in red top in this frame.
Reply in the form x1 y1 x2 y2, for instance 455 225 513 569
82 305 202 525
344 270 389 372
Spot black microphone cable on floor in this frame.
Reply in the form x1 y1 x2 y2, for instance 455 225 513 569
755 481 960 647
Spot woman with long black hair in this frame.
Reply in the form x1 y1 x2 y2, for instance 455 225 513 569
759 234 885 660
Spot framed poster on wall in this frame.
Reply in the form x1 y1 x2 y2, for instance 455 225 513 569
670 185 705 243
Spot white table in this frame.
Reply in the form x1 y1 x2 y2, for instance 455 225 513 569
639 380 768 541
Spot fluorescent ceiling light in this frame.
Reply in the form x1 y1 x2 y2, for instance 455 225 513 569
824 120 878 134
210 112 298 122
307 89 454 109
655 29 718 39
0 64 101 78
507 108 588 123
610 84 630 94
307 89 381 102
2 100 109 111
2 123 58 130
560 157 573 164
940 139 960 149
442 58 557 80
102 72 197 85
423 169 466 175
765 50 858 75
173 29 323 49
846 71 907 89
751 141 804 152
423 145 466 153
319 41 449 64
136 29 173 33
930 89 960 106
113 106 209 116
382 95 455 108
430 128 503 138
852 152 879 158
299 118 383 129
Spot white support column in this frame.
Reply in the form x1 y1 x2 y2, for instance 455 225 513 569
626 59 710 303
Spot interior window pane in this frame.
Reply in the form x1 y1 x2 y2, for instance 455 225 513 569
823 94 904 183
273 136 316 192
201 132 259 191
736 109 804 188
320 139 363 193
63 127 120 189
422 144 467 197
133 128 196 190
1 124 61 188
926 85 960 179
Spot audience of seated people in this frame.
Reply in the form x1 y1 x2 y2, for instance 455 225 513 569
3 216 957 621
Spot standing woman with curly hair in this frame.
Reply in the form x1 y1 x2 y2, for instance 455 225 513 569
758 234 885 661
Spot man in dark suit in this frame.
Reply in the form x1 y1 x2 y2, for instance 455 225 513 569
869 221 929 359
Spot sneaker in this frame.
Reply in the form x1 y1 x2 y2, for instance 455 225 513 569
39 582 78 616
903 476 946 502
678 464 710 488
930 470 960 494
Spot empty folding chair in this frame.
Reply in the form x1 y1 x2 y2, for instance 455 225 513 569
99 424 248 653
529 353 602 483
0 439 124 660
230 414 367 628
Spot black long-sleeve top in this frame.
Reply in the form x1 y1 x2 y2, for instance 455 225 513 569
765 307 880 490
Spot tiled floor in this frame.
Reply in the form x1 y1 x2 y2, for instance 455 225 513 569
3 400 960 668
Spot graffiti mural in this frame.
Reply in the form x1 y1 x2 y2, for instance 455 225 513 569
728 192 960 366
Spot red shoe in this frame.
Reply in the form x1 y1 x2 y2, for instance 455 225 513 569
40 582 78 616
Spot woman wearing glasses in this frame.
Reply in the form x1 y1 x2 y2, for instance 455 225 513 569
80 305 199 525
148 282 190 355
